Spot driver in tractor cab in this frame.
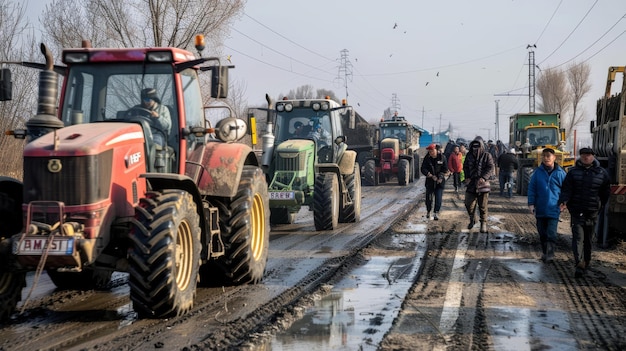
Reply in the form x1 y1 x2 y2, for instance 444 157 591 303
136 88 172 147
309 122 331 146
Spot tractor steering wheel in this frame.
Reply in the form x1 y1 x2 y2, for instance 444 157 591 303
125 107 167 145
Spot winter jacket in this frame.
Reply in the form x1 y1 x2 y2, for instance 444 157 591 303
421 152 448 190
497 153 519 173
559 158 610 215
447 151 463 173
528 163 566 219
463 139 495 193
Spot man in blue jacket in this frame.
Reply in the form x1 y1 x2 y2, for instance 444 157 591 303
559 147 610 278
528 148 566 263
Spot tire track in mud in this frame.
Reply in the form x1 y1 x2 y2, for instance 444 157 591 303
551 257 626 350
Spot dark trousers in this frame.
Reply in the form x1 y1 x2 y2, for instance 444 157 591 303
536 217 559 245
571 213 597 267
451 172 461 190
425 187 444 213
465 191 489 221
499 170 514 197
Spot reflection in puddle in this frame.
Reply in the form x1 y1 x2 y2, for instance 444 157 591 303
252 234 426 351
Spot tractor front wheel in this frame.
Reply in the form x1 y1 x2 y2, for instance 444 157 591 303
340 164 361 223
314 172 339 231
0 270 25 323
129 190 201 318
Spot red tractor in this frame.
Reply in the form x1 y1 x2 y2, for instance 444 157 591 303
0 38 270 322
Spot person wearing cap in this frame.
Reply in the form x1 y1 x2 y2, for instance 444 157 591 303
292 121 305 137
528 147 566 263
463 137 495 233
558 147 610 278
497 147 519 198
130 88 172 146
421 143 448 220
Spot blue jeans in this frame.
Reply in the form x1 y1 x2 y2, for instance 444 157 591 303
499 171 514 197
536 217 558 245
425 187 443 213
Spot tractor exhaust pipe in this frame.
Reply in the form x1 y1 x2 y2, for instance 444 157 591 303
261 93 275 168
25 43 64 142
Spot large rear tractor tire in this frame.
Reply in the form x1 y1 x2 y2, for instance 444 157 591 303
205 166 270 285
270 208 296 225
129 189 201 318
47 268 112 290
0 270 25 323
363 159 377 186
413 154 421 179
339 164 361 223
521 167 533 196
398 159 410 186
314 172 339 231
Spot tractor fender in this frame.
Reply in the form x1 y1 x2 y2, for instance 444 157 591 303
338 150 357 175
186 142 259 198
0 176 24 237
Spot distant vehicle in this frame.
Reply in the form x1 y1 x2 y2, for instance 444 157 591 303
362 114 421 186
509 112 574 195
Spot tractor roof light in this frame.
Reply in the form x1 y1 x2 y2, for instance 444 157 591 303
312 102 321 111
277 103 293 112
194 34 206 52
63 52 89 63
320 102 329 111
147 51 173 62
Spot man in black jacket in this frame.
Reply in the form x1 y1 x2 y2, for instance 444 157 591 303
421 143 448 220
497 148 519 198
559 147 610 278
463 138 495 233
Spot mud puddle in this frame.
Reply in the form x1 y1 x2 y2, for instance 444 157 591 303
250 229 427 350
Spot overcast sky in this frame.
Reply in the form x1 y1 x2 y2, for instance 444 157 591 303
25 0 626 145
223 0 626 144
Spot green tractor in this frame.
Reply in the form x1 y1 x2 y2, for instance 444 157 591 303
260 96 361 231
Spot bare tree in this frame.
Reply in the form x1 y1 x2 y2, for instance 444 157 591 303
41 0 244 52
0 0 39 178
316 88 339 103
536 67 571 116
565 61 592 142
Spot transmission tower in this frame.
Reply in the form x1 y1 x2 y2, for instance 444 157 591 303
336 49 353 99
390 93 401 113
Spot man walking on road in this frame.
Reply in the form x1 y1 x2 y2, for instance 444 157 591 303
448 145 463 192
497 148 519 198
559 147 610 278
421 143 448 220
528 148 566 263
463 138 495 233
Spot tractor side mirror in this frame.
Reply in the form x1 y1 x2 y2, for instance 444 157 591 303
0 68 12 101
211 65 229 99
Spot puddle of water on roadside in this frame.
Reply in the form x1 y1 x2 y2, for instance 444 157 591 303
250 234 426 351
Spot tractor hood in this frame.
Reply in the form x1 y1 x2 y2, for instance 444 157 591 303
24 122 145 157
275 139 315 152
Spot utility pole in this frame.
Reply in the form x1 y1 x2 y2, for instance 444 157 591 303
495 100 500 141
336 49 353 100
527 44 536 113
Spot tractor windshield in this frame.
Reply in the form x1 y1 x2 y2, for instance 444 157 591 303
275 109 332 145
525 128 558 147
381 126 406 142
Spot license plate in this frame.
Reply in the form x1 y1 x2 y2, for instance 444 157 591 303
270 191 295 200
16 237 75 255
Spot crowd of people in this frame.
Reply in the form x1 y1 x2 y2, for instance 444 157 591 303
419 138 610 278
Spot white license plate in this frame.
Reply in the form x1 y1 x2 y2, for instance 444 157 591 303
16 237 75 255
269 191 295 200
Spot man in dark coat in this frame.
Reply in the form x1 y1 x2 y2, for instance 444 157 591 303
559 147 610 278
497 148 519 197
463 138 495 233
421 143 448 220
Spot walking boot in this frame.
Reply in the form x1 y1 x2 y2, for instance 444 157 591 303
574 261 586 278
467 217 475 229
480 221 488 233
540 242 547 262
434 212 439 220
545 242 555 263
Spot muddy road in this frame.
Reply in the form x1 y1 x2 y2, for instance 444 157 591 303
2 178 626 350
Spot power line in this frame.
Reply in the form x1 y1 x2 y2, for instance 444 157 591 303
539 0 598 65
534 0 563 45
